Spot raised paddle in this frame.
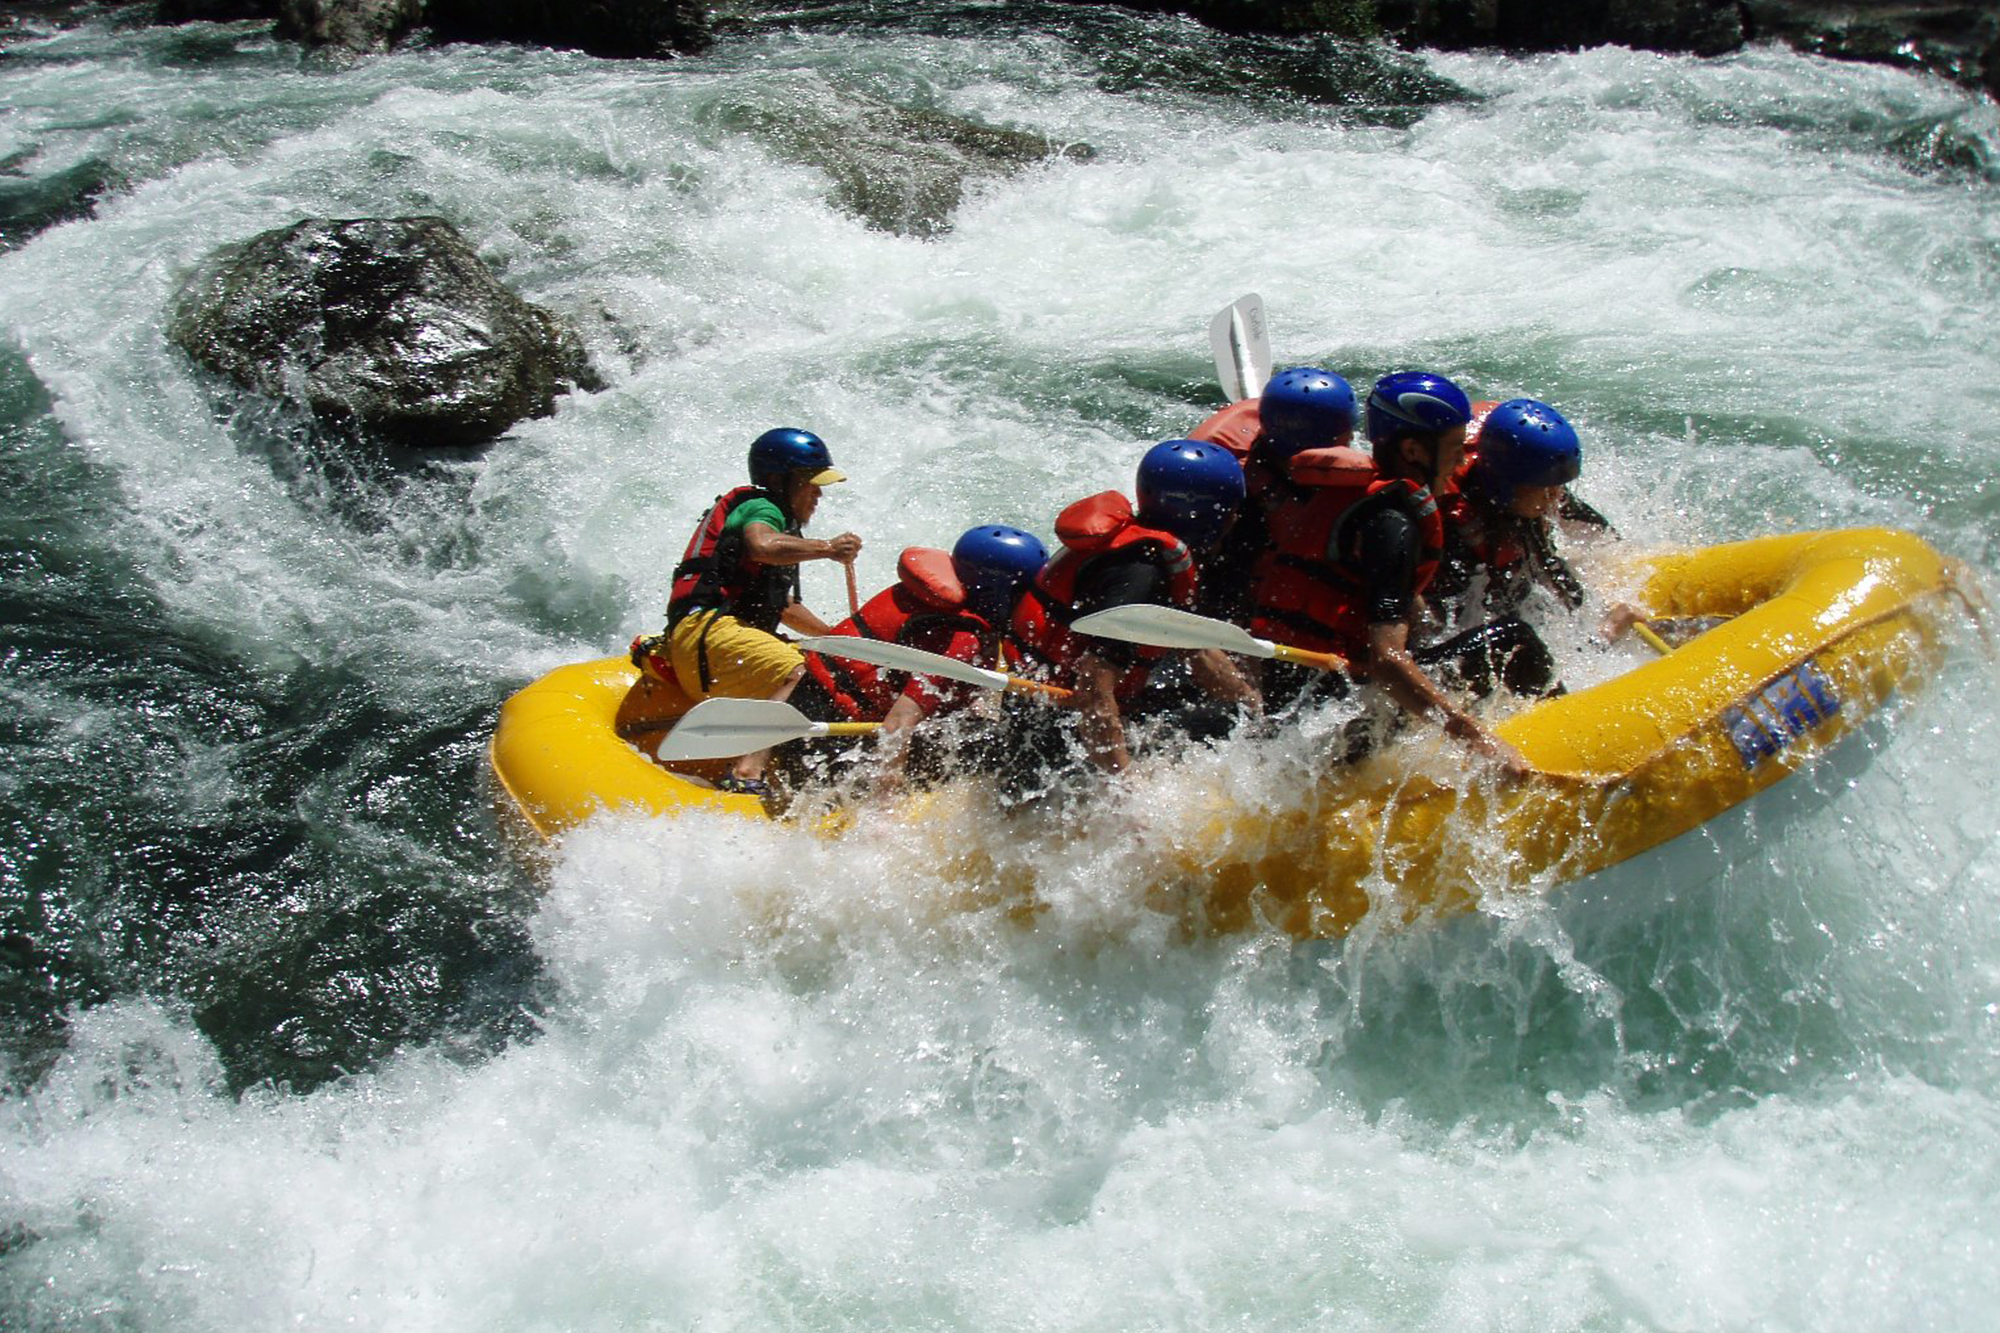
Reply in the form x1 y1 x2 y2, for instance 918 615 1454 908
1069 604 1347 673
1208 292 1271 404
799 635 1072 700
654 697 880 762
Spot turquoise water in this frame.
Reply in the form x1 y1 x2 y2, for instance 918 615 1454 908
2 7 1998 1328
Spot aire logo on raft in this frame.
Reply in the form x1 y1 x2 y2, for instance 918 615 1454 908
1723 658 1842 770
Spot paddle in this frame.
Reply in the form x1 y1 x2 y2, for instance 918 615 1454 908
1633 620 1674 655
800 635 1072 699
1208 292 1271 403
1069 604 1346 673
654 697 879 762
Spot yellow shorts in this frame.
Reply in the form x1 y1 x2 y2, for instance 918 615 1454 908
666 611 804 701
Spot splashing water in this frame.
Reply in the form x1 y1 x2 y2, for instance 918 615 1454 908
2 7 1999 1329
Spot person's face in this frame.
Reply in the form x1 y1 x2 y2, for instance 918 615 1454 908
786 472 823 524
1508 483 1563 520
1399 424 1467 490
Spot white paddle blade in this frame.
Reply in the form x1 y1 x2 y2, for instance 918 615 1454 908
1069 604 1276 659
798 636 1008 692
655 697 821 761
1207 292 1270 402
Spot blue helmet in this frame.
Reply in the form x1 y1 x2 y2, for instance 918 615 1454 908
1471 399 1581 506
952 525 1047 622
1260 367 1356 458
1364 371 1473 446
1136 439 1245 552
748 428 845 489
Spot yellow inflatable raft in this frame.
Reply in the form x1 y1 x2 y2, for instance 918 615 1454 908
490 527 1973 935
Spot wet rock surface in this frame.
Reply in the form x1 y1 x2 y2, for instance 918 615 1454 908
8 3 1991 95
1046 0 2000 97
274 0 421 52
1742 2 2000 100
0 153 118 249
170 216 602 446
708 80 1096 237
425 0 711 58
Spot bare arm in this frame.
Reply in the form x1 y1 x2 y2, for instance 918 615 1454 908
742 523 862 568
880 692 926 737
1365 621 1530 776
1188 647 1263 715
857 693 927 799
1070 652 1132 774
779 601 839 637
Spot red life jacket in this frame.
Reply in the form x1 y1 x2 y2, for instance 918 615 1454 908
1011 491 1200 700
1249 447 1444 660
1435 487 1587 619
666 485 800 632
1189 398 1285 503
1432 403 1547 613
1440 400 1511 568
804 548 994 721
1189 398 1263 457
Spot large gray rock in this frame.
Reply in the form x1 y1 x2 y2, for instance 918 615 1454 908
710 82 1096 237
424 0 711 57
170 216 602 446
1047 0 2000 96
1391 2 2000 94
1743 2 2000 97
274 0 423 53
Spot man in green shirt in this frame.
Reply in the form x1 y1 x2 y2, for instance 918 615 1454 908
619 428 862 795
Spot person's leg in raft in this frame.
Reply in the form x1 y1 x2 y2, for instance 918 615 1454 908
665 612 809 789
615 636 694 752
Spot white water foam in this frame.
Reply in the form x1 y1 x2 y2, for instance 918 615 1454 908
3 18 1999 1330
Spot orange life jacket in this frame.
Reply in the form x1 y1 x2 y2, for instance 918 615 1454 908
1434 401 1581 613
1249 447 1444 660
1189 398 1264 457
1011 492 1199 699
804 548 993 721
1188 398 1286 503
666 485 800 632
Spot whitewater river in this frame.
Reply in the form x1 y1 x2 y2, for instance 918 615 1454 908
3 5 1998 1328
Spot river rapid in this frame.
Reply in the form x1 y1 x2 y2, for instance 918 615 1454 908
3 5 1999 1329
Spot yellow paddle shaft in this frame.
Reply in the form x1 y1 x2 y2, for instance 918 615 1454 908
1271 643 1348 673
1633 621 1674 655
824 721 881 737
1004 677 1074 701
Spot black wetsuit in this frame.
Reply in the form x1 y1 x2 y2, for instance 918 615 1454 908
1268 501 1559 729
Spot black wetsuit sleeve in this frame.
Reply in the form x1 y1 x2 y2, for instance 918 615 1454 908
1523 519 1588 610
1071 548 1172 669
1342 503 1421 626
1558 488 1615 534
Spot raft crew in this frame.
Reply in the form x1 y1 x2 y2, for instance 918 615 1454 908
786 525 1048 787
1191 366 1358 626
618 427 863 797
1004 439 1262 786
626 365 1630 799
1249 371 1530 773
